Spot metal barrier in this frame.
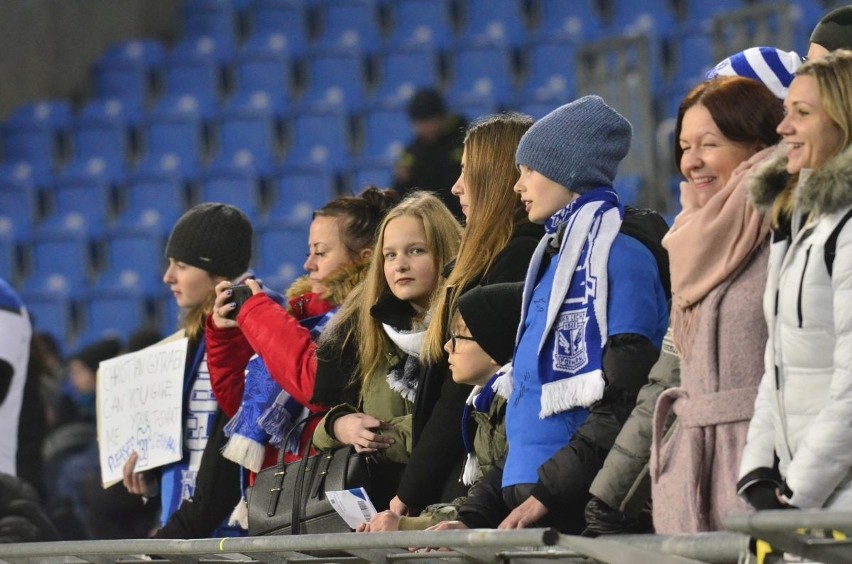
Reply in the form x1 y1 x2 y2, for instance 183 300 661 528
0 529 750 564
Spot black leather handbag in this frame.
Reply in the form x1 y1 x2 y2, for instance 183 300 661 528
247 413 401 536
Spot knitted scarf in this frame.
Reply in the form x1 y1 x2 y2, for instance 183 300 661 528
461 364 511 485
519 188 623 418
663 148 772 358
221 308 336 473
382 322 425 402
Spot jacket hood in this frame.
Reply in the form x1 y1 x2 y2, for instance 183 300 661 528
748 143 852 216
284 259 370 307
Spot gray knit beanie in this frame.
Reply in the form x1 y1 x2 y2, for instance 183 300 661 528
165 203 253 279
515 95 632 193
810 5 852 52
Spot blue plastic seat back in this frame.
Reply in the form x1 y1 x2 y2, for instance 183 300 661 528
162 36 234 106
520 39 577 102
71 98 140 165
199 161 264 221
313 0 382 52
267 167 336 223
98 229 166 294
257 222 310 284
347 162 393 193
2 99 72 165
217 92 282 161
360 106 410 162
301 49 369 110
19 289 75 347
46 174 114 233
27 231 92 293
385 0 455 49
235 33 294 102
446 43 516 105
608 0 676 35
143 94 210 165
250 0 311 53
373 49 441 104
118 162 189 235
180 0 241 43
458 0 528 46
286 109 352 170
534 0 605 42
92 39 166 105
79 291 150 345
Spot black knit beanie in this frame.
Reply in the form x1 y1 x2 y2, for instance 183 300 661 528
407 88 447 120
457 282 524 366
165 203 253 279
810 5 852 52
72 337 122 373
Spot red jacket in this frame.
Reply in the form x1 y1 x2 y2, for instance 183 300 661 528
206 292 334 469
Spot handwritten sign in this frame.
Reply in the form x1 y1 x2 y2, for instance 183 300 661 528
97 338 188 487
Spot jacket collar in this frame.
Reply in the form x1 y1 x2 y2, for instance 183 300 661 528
749 143 852 216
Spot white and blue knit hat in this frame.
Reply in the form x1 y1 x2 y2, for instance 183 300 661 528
515 95 632 194
705 47 803 100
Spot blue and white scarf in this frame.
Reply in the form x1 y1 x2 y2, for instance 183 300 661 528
461 364 511 485
517 188 623 418
221 309 336 473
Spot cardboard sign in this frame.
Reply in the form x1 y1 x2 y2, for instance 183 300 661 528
97 338 187 487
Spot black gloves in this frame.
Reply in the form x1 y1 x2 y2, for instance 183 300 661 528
581 496 653 537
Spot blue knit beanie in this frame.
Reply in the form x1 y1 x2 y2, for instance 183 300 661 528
515 95 632 194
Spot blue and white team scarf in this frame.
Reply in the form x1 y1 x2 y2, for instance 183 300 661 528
517 188 623 418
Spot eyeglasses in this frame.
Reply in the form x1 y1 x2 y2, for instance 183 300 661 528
450 332 476 352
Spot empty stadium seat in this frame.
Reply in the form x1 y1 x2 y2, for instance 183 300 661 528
161 35 234 107
41 169 114 237
1 99 72 167
457 0 529 46
116 154 191 234
198 153 265 220
372 49 442 106
180 0 244 44
445 43 516 108
347 161 394 193
257 221 310 287
384 0 455 49
300 48 370 110
248 0 311 55
91 38 166 107
609 0 677 36
24 228 93 295
265 166 337 224
357 105 410 163
77 289 151 348
313 0 382 52
215 90 283 162
234 32 295 104
141 94 212 168
0 161 46 239
19 287 76 348
532 0 605 42
0 231 16 284
285 108 353 171
93 228 165 295
518 38 577 104
70 97 141 167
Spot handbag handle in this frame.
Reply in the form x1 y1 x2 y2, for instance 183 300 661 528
265 411 324 522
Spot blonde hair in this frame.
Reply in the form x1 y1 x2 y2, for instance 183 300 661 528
422 112 534 362
183 274 224 344
321 192 461 386
773 49 852 226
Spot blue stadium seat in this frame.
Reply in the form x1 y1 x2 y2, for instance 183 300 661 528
93 228 165 295
0 161 46 239
445 43 516 108
41 169 114 238
161 35 234 107
518 38 577 104
142 94 211 168
265 166 337 224
215 91 282 162
180 0 243 43
116 155 190 235
248 0 310 56
384 0 455 50
347 161 394 193
300 48 370 110
1 99 72 166
19 287 76 348
532 0 605 42
77 289 150 348
614 174 643 206
92 39 166 107
313 0 382 52
234 32 294 104
457 0 528 46
679 0 743 24
515 100 564 120
358 105 410 163
70 98 141 167
667 23 714 87
257 221 310 286
285 108 353 170
372 49 441 106
198 154 265 221
25 228 93 296
609 0 676 36
0 231 16 284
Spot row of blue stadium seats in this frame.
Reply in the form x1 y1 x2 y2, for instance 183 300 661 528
177 0 808 51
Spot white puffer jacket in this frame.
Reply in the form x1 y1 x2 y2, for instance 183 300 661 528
739 144 852 509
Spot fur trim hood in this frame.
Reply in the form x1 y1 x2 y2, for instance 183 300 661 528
748 143 852 216
284 259 370 307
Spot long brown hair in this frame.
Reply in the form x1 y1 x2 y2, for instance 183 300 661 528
321 192 462 385
422 112 534 363
772 50 852 226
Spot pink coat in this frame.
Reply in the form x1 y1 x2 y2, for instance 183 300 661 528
650 243 768 533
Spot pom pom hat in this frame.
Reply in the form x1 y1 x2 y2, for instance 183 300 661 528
165 203 253 280
515 95 632 194
705 47 802 99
